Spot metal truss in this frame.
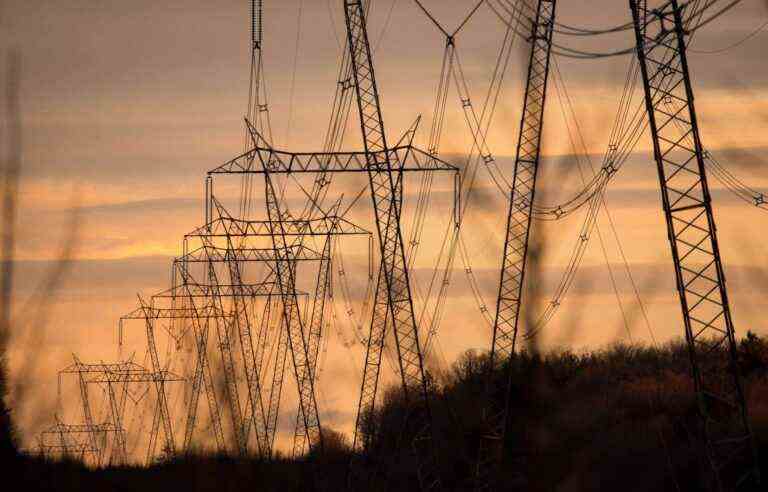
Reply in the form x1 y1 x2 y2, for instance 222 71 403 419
122 294 224 455
121 281 277 456
137 299 178 460
479 1 556 490
167 288 227 455
291 236 332 457
263 305 288 455
39 0 389 467
73 361 101 465
221 231 271 458
60 359 183 385
123 291 232 454
178 244 324 264
343 0 443 489
350 118 420 456
260 161 325 455
206 195 369 456
121 303 232 321
175 258 251 455
60 358 183 465
151 282 298 300
630 0 759 489
37 422 120 464
170 190 369 458
207 117 375 458
209 144 456 175
186 211 372 240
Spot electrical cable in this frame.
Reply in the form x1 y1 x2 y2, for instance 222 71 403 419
488 0 747 59
689 19 767 54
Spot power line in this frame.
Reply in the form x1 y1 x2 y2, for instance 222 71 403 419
689 19 767 53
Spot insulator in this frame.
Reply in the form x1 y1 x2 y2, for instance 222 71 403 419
252 0 263 49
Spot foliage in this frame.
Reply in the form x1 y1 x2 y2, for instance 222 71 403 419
3 334 768 490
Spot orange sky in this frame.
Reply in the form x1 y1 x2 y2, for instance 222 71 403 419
2 0 768 456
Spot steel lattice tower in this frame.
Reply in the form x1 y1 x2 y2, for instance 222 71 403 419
37 422 118 464
249 139 327 455
629 0 759 489
137 300 178 459
60 359 184 465
343 0 442 489
127 294 228 454
208 117 457 489
477 1 556 490
350 117 420 456
292 236 333 457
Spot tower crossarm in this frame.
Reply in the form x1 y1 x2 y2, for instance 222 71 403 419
38 422 122 463
121 303 232 320
87 371 184 384
208 145 456 175
61 360 184 384
42 422 121 434
186 214 372 239
151 281 307 299
61 360 147 375
176 244 326 264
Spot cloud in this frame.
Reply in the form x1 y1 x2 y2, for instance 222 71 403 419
77 197 200 216
11 256 171 296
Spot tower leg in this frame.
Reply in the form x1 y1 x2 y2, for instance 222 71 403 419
629 1 759 489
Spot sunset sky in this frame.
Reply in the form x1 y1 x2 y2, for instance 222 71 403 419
2 0 767 454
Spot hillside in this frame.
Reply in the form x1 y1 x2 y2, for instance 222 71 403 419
4 334 768 491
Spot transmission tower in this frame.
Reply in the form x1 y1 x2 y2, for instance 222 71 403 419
37 421 118 465
209 108 456 492
201 194 370 458
60 359 184 465
137 298 179 459
342 0 444 489
220 228 271 457
73 360 101 465
477 1 556 490
349 115 420 452
629 0 759 489
173 208 327 456
260 171 325 455
124 294 226 454
292 235 331 457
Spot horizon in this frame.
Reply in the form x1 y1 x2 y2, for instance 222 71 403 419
2 0 767 462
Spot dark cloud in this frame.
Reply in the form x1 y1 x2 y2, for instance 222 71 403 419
717 146 768 172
